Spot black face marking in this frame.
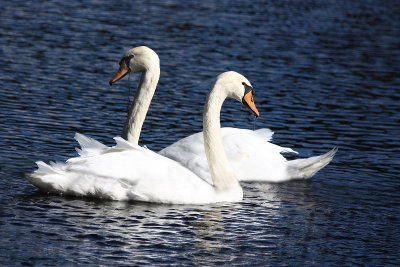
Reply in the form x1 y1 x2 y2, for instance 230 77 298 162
119 54 134 70
242 82 255 107
241 82 258 117
242 82 254 95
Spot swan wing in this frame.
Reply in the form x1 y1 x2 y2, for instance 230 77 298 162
160 127 336 183
160 127 297 183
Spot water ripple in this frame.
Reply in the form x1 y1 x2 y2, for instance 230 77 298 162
0 0 399 265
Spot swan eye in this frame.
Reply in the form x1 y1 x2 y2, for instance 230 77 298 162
242 82 254 96
119 55 135 67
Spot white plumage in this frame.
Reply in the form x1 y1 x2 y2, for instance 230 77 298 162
26 46 337 204
160 127 337 183
27 71 258 204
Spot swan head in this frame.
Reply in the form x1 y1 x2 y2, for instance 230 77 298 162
214 71 259 117
109 46 160 85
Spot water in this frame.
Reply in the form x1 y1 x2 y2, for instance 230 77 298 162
1 0 399 265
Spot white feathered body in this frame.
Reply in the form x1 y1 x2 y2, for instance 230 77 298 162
160 127 337 183
27 133 242 204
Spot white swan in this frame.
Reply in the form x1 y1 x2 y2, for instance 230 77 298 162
26 71 259 204
109 46 160 145
109 46 336 184
160 129 337 184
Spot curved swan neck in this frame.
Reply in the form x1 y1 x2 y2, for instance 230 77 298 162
122 67 160 144
203 83 240 191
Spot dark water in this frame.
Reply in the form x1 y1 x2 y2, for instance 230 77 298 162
1 0 399 265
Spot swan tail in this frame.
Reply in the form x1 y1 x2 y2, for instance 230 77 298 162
25 161 67 194
26 135 144 199
26 161 130 200
286 147 338 179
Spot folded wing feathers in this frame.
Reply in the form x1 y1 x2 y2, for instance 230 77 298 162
73 133 145 157
74 133 108 157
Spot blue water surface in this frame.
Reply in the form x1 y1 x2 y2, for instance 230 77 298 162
0 0 399 265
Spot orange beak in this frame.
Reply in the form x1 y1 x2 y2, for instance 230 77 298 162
242 90 259 117
109 60 129 86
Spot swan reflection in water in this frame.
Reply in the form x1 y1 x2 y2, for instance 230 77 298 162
17 179 326 264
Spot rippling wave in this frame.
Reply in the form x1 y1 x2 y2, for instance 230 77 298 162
0 0 399 265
